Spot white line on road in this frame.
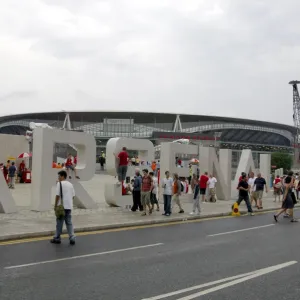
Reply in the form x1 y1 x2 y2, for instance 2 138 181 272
142 271 257 300
207 224 275 237
175 261 297 300
143 261 297 300
4 243 164 270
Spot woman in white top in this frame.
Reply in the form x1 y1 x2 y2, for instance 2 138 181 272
149 172 160 211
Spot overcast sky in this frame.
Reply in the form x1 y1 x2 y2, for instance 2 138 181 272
0 0 299 125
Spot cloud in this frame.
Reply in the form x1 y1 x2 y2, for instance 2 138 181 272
0 0 299 125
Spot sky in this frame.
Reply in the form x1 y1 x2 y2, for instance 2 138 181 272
0 0 299 125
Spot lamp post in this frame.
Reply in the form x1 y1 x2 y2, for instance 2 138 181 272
214 132 222 148
25 130 33 169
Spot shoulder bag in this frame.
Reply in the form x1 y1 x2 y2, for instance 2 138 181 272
55 181 65 219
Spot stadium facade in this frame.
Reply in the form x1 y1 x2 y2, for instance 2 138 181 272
0 111 296 170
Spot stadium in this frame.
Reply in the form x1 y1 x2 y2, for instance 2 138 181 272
0 111 296 169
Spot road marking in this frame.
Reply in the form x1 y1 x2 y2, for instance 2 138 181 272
207 224 275 237
174 261 297 300
141 271 257 300
143 261 297 300
4 243 163 270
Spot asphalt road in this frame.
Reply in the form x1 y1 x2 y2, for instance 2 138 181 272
1 211 300 300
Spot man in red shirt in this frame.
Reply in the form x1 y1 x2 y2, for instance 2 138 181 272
65 153 80 180
114 147 129 185
199 172 209 203
141 169 153 216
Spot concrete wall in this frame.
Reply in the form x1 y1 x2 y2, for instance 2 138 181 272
0 134 29 163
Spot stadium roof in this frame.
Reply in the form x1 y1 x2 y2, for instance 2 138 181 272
0 111 296 134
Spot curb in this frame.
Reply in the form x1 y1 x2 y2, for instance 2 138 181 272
0 206 293 243
0 212 228 242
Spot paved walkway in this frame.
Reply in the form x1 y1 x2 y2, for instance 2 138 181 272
0 174 291 241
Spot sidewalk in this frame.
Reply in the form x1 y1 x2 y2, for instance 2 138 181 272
0 175 292 241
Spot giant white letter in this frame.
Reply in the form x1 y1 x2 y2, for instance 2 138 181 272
199 146 230 200
0 173 17 213
160 143 199 178
31 128 97 211
105 137 154 207
260 153 271 194
234 149 257 183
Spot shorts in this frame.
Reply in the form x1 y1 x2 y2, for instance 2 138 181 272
141 191 151 207
273 188 282 195
250 191 257 201
254 190 263 200
200 188 206 195
150 192 158 205
66 165 75 171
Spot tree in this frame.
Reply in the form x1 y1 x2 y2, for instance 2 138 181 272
271 152 293 172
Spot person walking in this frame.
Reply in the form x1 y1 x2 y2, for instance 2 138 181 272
172 173 184 213
190 180 200 215
99 156 105 171
247 172 257 207
162 171 173 216
51 170 76 245
141 169 153 216
253 173 268 209
149 172 160 211
8 162 17 189
131 169 143 212
207 174 217 202
199 171 209 203
235 174 254 216
274 172 298 223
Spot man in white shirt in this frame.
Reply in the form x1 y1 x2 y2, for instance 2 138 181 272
247 171 257 207
162 171 173 216
207 174 217 202
51 170 76 245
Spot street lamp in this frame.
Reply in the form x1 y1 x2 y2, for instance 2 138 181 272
25 130 33 169
214 132 222 148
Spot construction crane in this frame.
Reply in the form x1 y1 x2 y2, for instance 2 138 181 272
290 80 300 144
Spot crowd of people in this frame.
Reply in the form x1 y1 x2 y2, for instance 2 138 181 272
126 169 185 216
46 147 300 246
113 147 220 216
1 159 27 188
233 171 298 222
273 171 299 222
